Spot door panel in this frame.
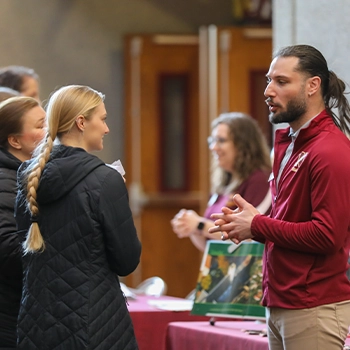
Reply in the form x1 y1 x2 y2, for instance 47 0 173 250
123 28 272 297
124 34 203 297
215 27 273 145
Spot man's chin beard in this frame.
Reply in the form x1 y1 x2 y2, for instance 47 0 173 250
269 111 300 125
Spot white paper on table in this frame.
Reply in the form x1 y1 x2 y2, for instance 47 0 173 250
147 299 194 311
120 282 137 301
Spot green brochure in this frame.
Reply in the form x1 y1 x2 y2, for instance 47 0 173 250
191 240 265 320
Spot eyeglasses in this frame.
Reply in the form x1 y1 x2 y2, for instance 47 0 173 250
207 136 229 147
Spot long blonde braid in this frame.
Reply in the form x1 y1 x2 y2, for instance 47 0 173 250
22 135 53 254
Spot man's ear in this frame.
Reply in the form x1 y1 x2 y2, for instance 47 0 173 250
76 115 85 132
8 135 22 150
308 76 321 96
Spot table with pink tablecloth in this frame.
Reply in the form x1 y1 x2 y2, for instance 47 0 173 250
127 295 209 350
166 320 350 350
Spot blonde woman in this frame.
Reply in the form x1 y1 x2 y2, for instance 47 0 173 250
15 85 141 349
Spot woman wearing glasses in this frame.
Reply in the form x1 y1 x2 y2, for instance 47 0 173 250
171 112 271 251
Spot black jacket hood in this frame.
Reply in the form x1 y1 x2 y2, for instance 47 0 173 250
30 145 104 204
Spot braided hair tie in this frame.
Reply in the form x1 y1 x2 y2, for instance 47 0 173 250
30 215 39 223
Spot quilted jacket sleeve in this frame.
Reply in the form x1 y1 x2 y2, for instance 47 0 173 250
0 175 23 276
98 169 141 276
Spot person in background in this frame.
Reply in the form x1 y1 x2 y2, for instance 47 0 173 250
0 65 40 102
171 112 271 252
210 44 350 350
15 85 141 349
0 86 20 102
0 96 46 349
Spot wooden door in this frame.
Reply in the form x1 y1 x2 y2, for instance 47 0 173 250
123 28 272 298
201 26 273 145
124 34 204 297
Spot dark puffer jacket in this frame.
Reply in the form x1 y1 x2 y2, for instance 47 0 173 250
15 145 141 350
0 148 23 348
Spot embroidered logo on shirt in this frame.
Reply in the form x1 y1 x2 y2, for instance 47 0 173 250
291 151 308 172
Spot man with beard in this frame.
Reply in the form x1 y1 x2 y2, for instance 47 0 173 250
208 44 350 350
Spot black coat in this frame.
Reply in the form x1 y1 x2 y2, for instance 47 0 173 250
15 145 141 350
0 148 23 348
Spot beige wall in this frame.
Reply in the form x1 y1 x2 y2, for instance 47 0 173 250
273 0 350 82
272 0 350 133
0 0 232 162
